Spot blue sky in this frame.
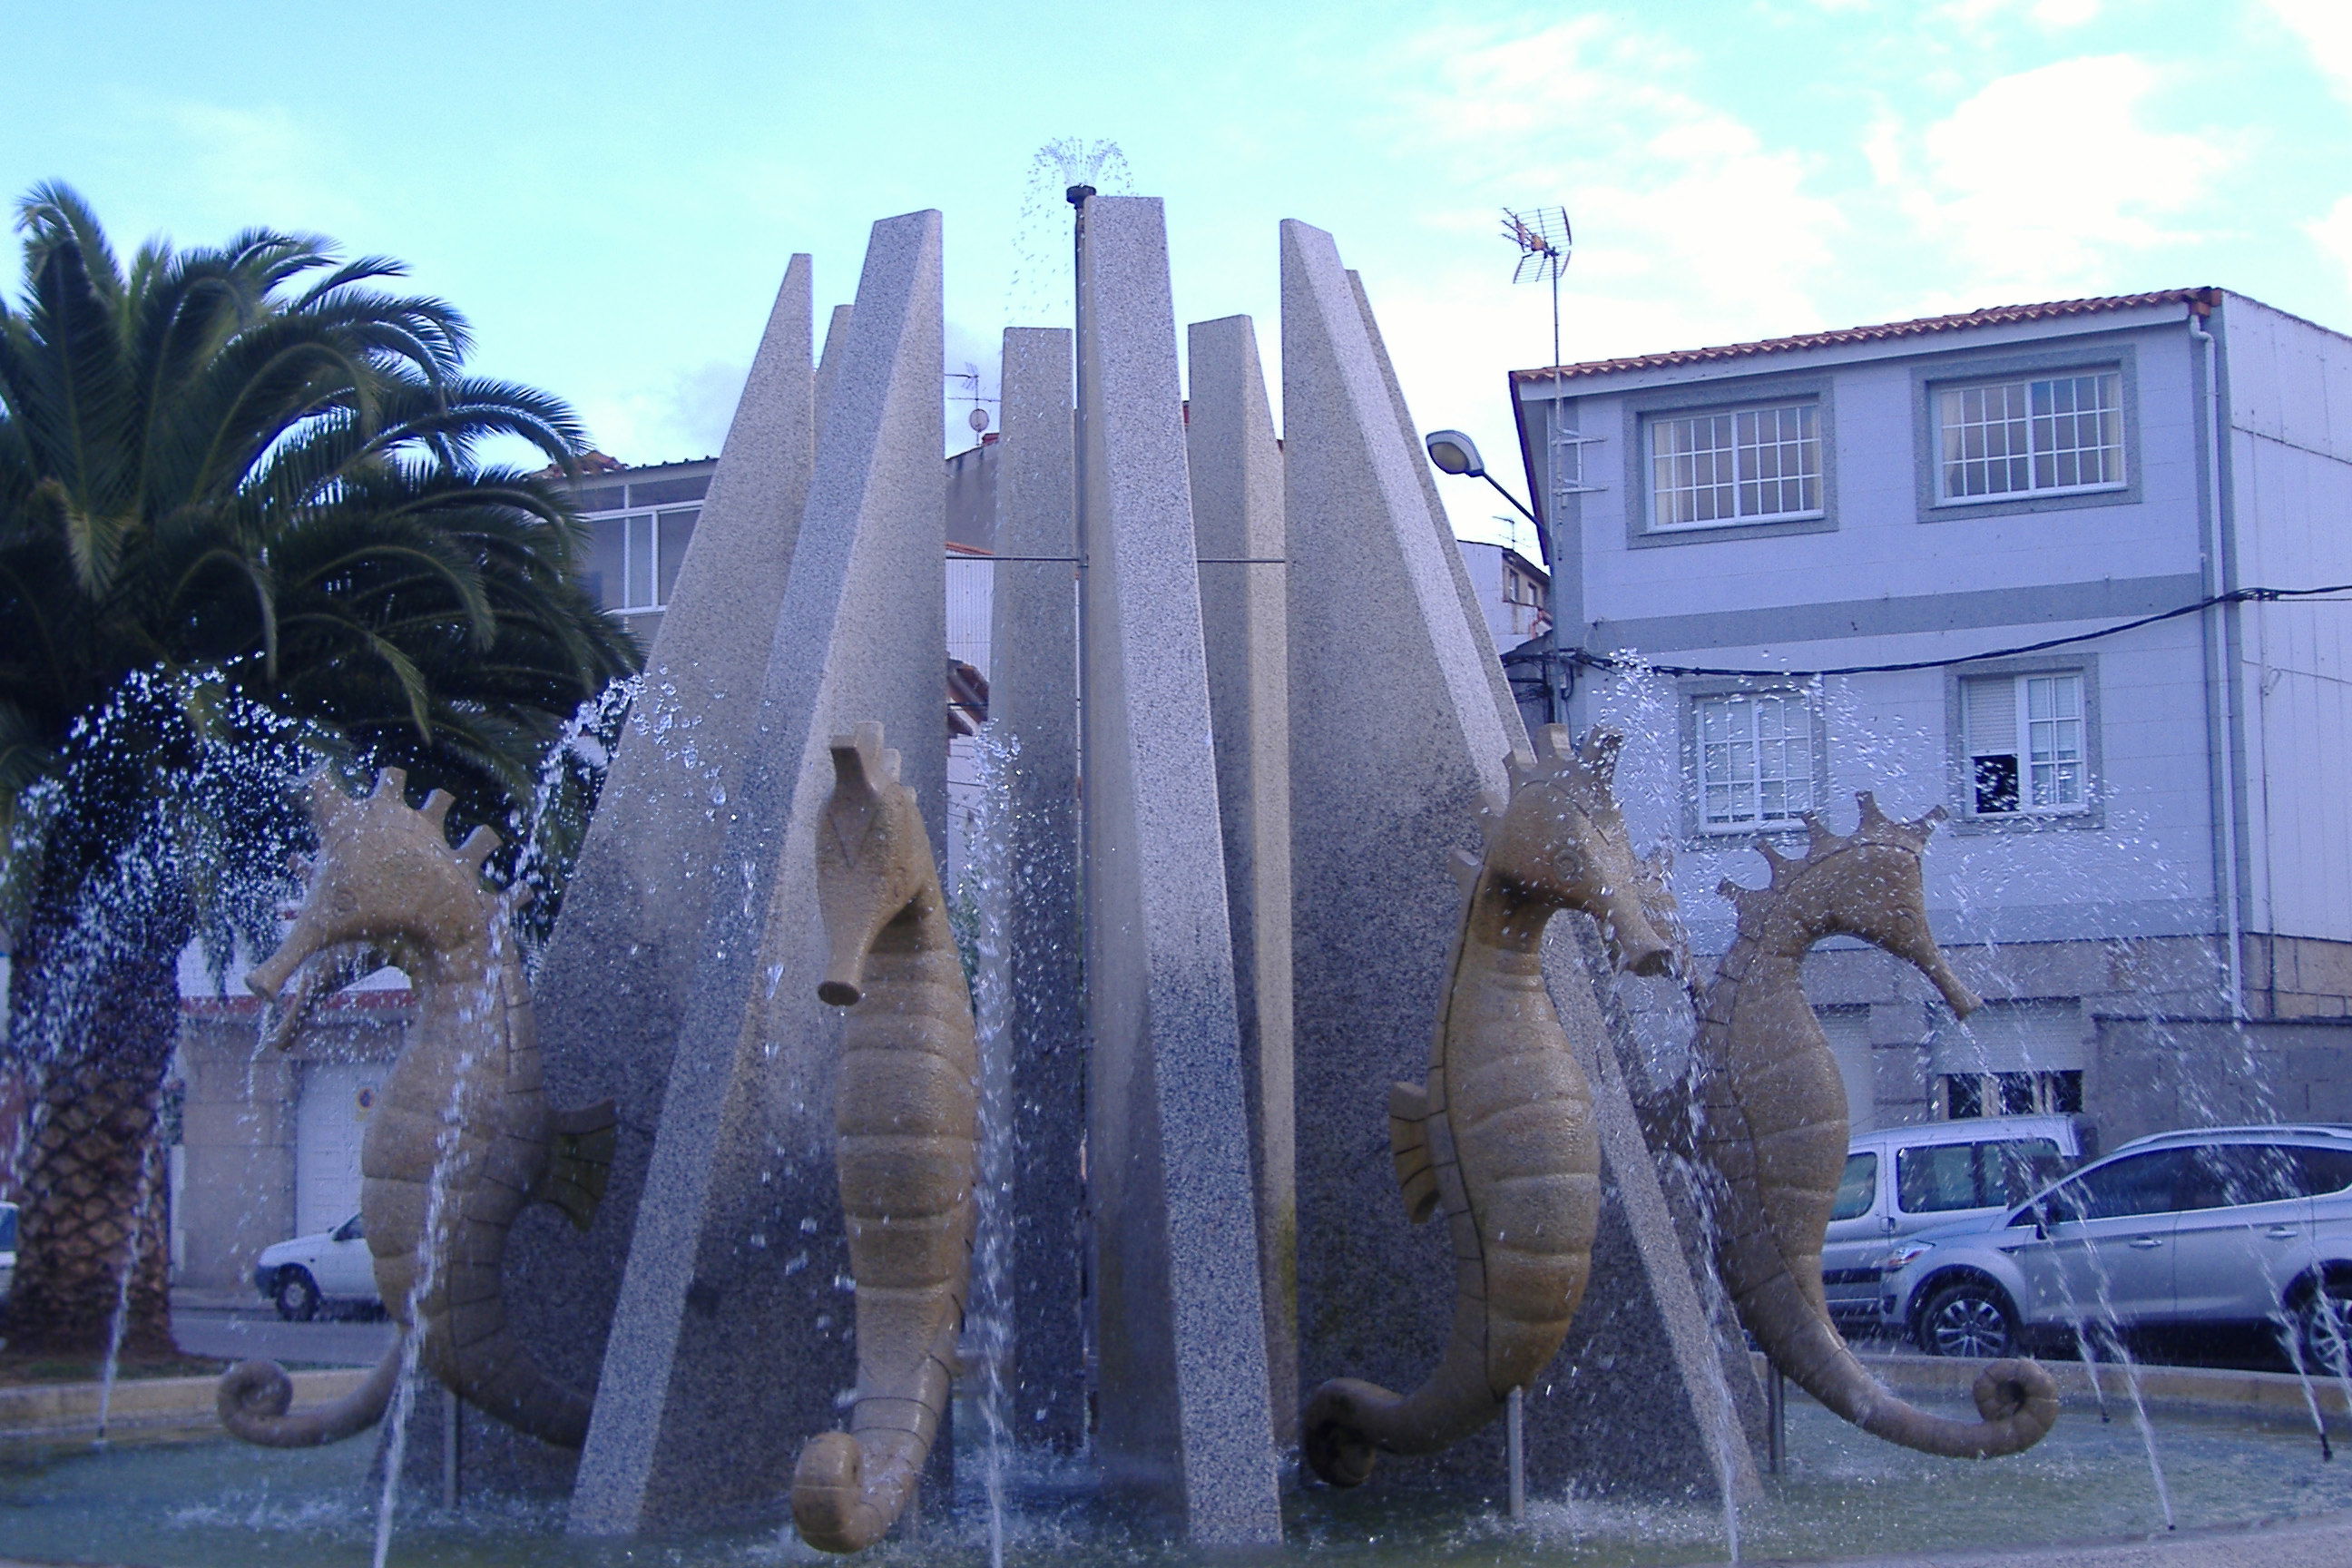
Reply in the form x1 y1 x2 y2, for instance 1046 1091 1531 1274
7 0 2348 548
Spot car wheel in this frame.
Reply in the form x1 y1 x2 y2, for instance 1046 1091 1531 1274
2297 1279 2352 1376
1918 1279 2017 1359
274 1268 320 1323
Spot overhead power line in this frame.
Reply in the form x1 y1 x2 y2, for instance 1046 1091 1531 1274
1524 582 2352 684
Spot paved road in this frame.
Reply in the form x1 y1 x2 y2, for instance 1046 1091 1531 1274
172 1305 395 1367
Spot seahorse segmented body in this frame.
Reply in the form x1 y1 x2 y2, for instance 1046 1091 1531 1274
790 722 977 1553
1302 726 1675 1485
217 770 613 1449
1692 793 2058 1458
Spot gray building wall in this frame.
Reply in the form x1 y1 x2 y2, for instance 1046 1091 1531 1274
1516 291 2352 1135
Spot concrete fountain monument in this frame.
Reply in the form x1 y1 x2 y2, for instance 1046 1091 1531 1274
188 184 2203 1568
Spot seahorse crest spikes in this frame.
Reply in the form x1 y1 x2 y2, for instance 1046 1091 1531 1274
1301 726 1673 1487
217 769 615 1451
791 720 978 1553
1692 790 2059 1461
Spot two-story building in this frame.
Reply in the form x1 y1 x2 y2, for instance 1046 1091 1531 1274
1512 289 2352 1143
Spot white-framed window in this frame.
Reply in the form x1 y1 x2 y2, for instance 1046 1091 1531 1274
1649 402 1821 529
1961 671 2086 817
1695 691 1818 831
591 507 699 613
1936 370 2122 503
1938 1069 2083 1121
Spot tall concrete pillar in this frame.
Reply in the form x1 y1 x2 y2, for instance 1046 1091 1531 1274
1183 314 1297 1445
985 326 1088 1453
494 257 816 1493
1284 219 1759 1500
567 211 946 1534
1075 195 1282 1545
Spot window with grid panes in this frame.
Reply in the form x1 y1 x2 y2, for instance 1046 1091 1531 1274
1648 402 1820 529
1961 671 2086 817
1937 370 2122 502
587 508 699 612
1695 692 1817 830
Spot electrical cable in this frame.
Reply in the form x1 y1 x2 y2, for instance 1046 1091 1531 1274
1539 581 2352 681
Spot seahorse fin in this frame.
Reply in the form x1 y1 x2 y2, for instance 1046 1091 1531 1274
1387 1082 1441 1224
534 1100 619 1230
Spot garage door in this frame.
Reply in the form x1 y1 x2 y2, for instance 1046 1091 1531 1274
1816 1006 1877 1133
295 1063 385 1237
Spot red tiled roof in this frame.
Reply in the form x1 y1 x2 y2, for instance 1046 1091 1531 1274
1509 288 2220 385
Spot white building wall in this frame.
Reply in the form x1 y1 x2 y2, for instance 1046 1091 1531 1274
2224 295 2352 945
1545 312 2221 958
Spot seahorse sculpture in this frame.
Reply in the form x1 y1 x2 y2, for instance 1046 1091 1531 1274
1692 793 2059 1458
217 769 614 1449
790 723 977 1553
1302 725 1676 1486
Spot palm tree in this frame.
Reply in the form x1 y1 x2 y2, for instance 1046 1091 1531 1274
0 183 639 1356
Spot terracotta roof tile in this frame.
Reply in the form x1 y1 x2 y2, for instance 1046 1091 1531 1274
1510 288 2220 385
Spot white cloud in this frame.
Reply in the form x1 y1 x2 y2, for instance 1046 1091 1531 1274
2264 0 2352 103
1879 54 2229 296
1937 0 2102 29
2306 194 2352 292
149 100 367 237
1391 18 1847 354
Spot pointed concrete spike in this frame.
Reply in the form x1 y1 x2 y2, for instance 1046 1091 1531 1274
457 825 500 865
1538 722 1574 760
985 323 1088 1451
1077 195 1279 1545
1186 309 1297 1446
815 301 855 435
880 746 902 783
1343 266 1521 730
505 250 820 1511
1282 212 1757 1516
372 767 407 801
418 789 455 827
1856 789 1887 829
570 212 946 1534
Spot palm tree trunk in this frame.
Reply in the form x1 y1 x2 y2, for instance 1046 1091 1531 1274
3 899 181 1359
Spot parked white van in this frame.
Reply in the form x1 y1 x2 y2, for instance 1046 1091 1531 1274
1822 1115 2090 1323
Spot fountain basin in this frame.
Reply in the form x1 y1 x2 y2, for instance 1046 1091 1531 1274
4 1374 2350 1568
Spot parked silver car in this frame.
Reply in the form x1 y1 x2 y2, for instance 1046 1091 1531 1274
1821 1115 2086 1323
1881 1124 2352 1363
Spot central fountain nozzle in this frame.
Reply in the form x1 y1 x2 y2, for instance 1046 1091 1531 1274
1066 183 1095 208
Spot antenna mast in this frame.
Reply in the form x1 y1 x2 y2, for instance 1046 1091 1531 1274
1500 204 1597 726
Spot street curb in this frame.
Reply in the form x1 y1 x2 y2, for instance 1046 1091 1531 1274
0 1367 368 1444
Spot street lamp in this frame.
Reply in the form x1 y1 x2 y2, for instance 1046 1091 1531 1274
1423 428 1541 532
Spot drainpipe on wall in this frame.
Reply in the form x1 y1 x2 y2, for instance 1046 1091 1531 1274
2189 294 2249 1023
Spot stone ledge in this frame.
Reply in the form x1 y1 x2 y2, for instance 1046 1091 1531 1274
0 1367 368 1442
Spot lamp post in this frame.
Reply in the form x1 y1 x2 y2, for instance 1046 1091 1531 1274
1423 427 1560 727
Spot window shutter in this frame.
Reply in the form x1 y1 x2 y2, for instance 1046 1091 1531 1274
1964 676 2016 755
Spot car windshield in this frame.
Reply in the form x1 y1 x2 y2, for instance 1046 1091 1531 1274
1831 1152 1877 1220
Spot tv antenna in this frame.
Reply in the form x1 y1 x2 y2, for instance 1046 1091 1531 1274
945 362 999 449
1502 206 1571 370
